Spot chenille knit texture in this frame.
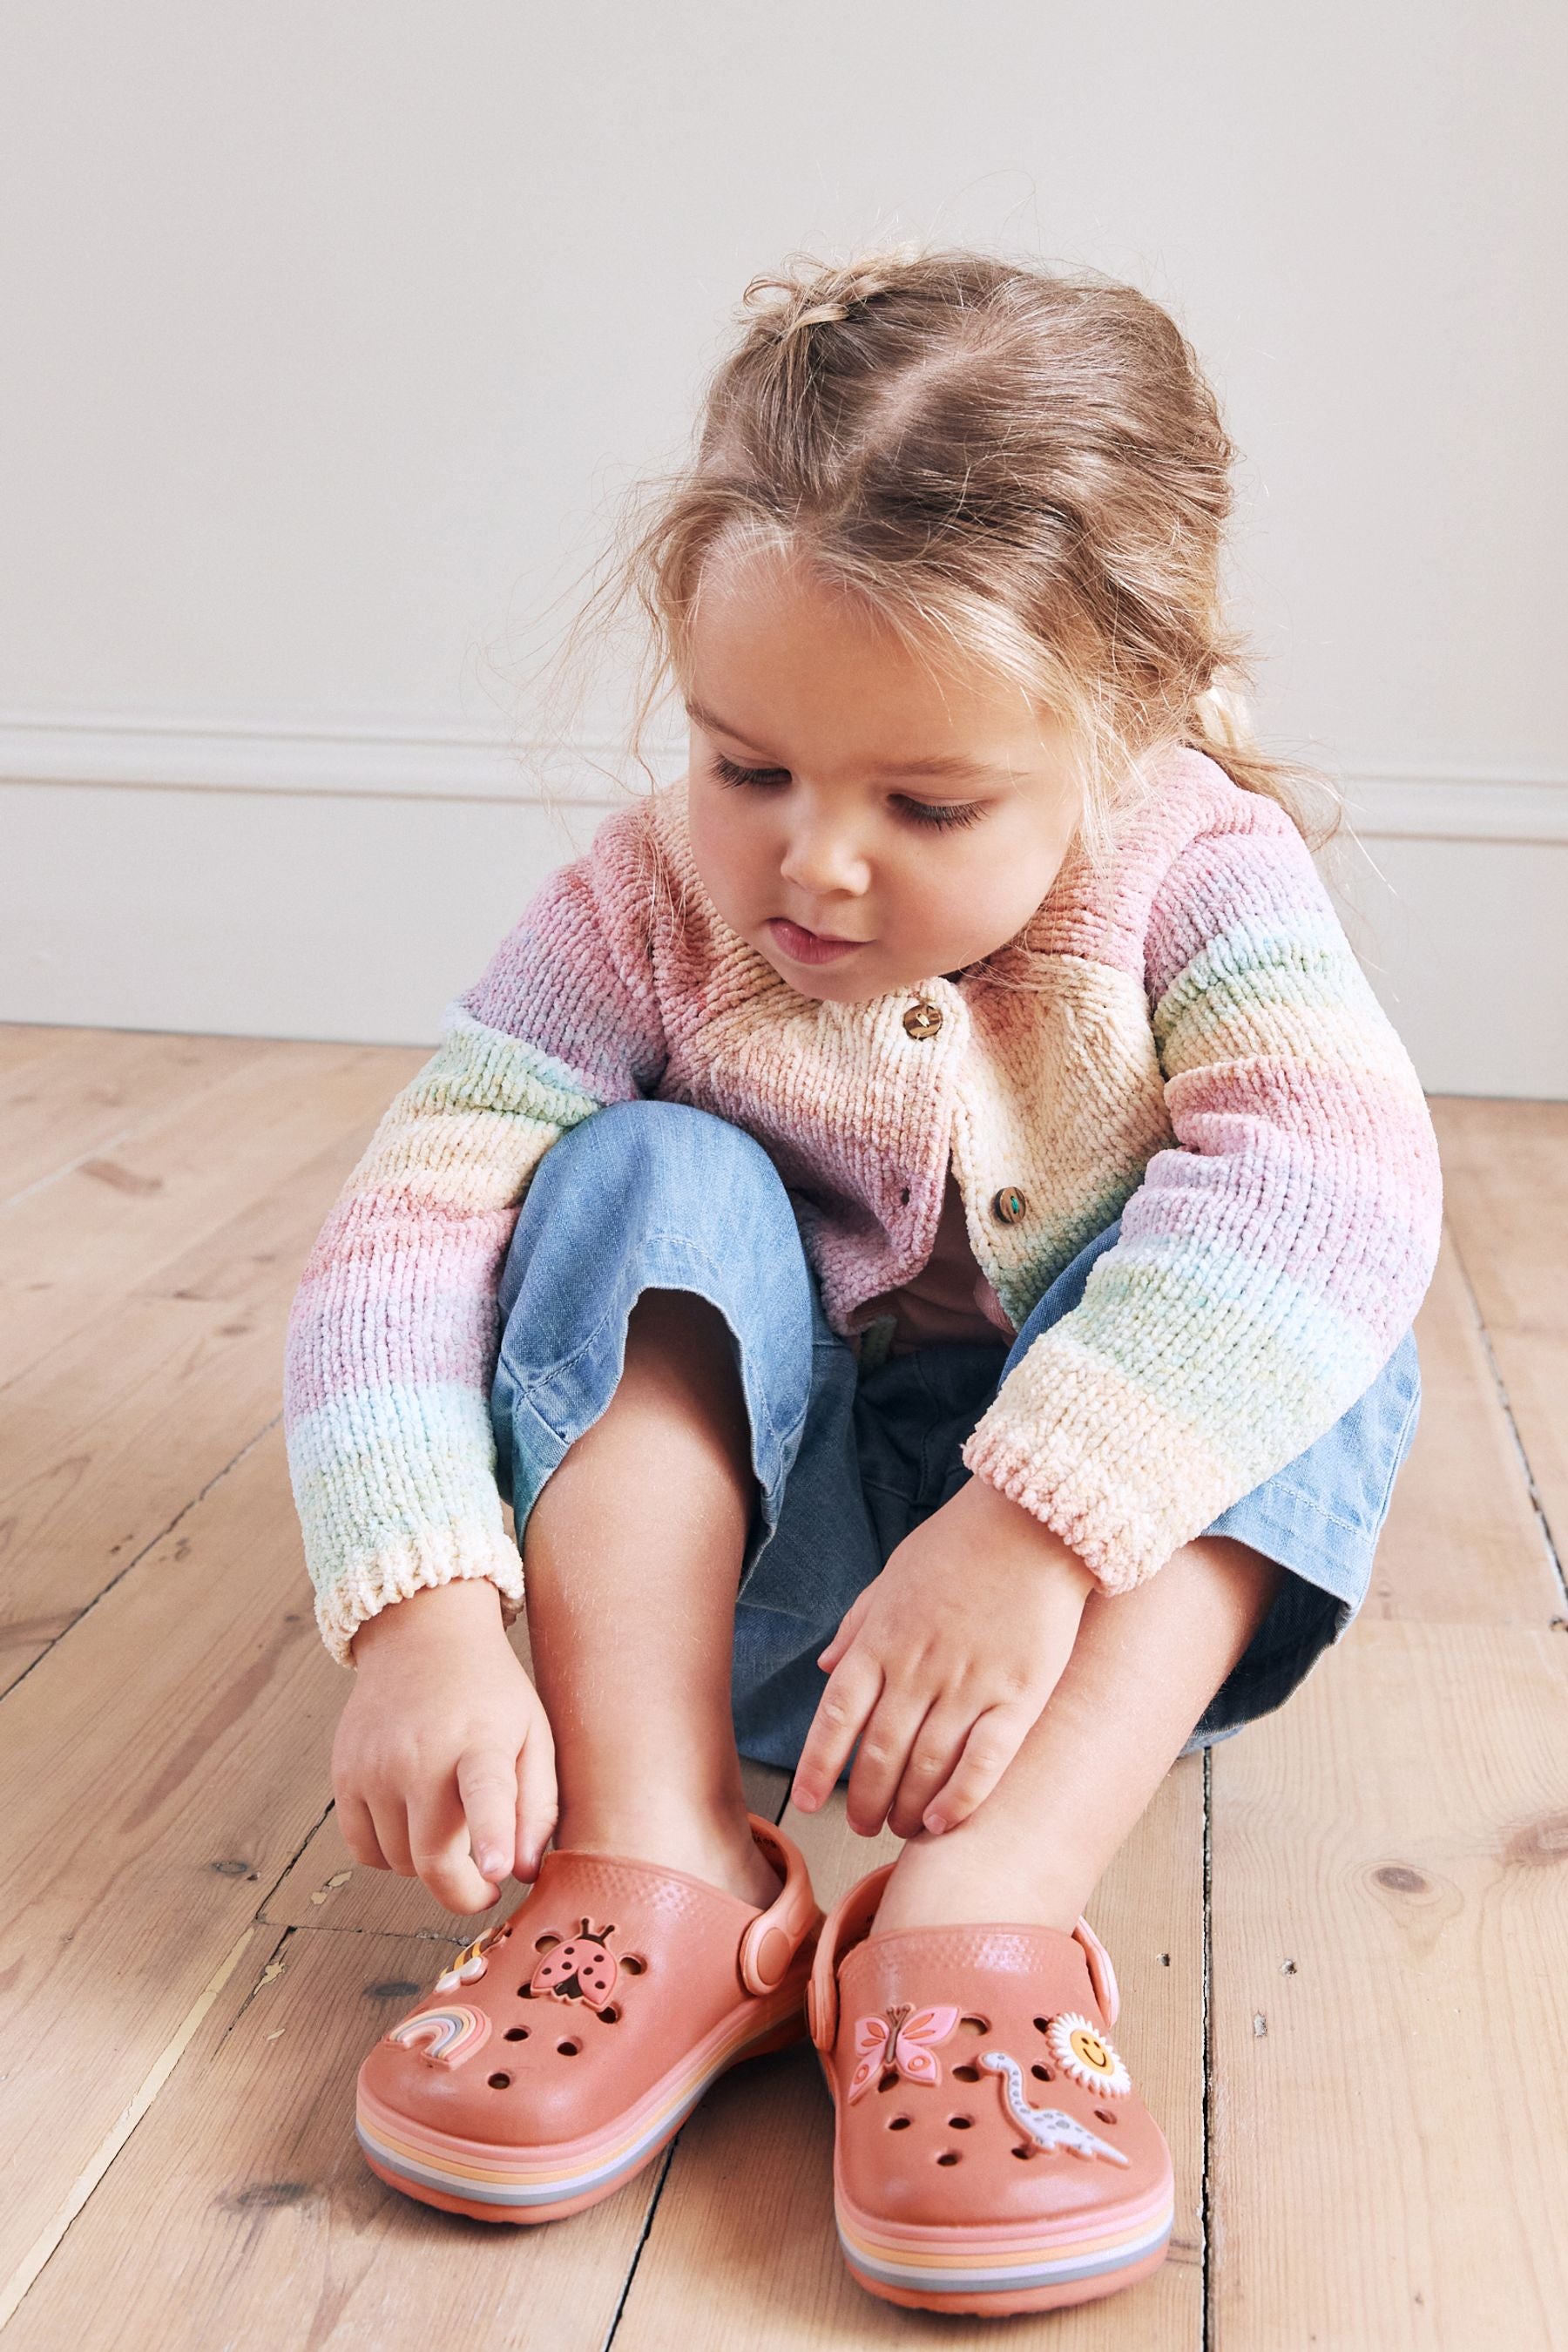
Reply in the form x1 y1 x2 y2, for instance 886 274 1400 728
283 745 1443 1666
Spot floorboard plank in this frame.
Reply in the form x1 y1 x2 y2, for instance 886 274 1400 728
0 1428 350 2308
1371 1229 1560 1624
1208 1618 1568 2348
0 1024 98 1077
0 1041 409 1390
1429 1098 1568 1595
0 1029 263 1203
3 1925 661 2350
0 1112 427 1694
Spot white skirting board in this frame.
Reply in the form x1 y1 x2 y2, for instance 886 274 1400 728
3 723 1565 1100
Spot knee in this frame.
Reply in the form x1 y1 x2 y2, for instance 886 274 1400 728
503 1098 801 1308
531 1098 790 1217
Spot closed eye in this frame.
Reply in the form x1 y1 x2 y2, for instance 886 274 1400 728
707 753 988 834
711 753 788 789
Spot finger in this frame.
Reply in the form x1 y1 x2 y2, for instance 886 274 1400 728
922 1704 1031 1835
408 1777 497 1916
817 1587 872 1673
513 1725 558 1882
790 1652 883 1814
336 1789 389 1871
366 1789 414 1877
886 1701 973 1841
456 1747 524 1893
843 1687 935 1839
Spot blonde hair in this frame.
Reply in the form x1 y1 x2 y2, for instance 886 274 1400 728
526 240 1342 868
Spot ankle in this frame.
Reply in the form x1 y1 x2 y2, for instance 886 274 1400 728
553 1788 782 1912
870 1818 1096 1939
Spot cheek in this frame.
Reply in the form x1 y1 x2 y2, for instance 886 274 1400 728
687 790 771 909
897 829 1058 941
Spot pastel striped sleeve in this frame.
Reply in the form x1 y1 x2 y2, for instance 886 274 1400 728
283 803 667 1666
961 807 1443 1594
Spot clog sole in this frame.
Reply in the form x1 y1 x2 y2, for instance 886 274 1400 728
357 1993 806 2224
835 2170 1174 2315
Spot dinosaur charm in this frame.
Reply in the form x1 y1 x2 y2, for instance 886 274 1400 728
980 2051 1129 2165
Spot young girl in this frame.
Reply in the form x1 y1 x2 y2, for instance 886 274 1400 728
285 245 1440 2318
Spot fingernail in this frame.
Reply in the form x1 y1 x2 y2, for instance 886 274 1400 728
479 1848 507 1879
923 1810 945 1835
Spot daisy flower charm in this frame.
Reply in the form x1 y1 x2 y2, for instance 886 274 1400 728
1046 2010 1132 2097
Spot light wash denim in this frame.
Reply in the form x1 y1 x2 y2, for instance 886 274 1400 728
490 1100 1422 1776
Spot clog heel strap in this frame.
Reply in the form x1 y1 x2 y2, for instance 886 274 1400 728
739 1814 824 1992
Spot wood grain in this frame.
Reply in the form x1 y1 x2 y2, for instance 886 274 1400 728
1208 1618 1568 2349
1430 1098 1568 1594
3 1925 670 2349
1371 1230 1560 1624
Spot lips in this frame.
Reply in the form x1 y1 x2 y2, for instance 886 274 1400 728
767 917 868 967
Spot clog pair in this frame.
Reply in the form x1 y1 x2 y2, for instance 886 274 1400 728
357 1815 1173 2317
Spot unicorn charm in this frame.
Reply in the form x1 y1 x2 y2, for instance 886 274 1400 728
980 2051 1130 2166
434 1915 513 1994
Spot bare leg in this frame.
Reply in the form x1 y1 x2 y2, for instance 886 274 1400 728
521 1286 781 1909
871 1534 1284 1936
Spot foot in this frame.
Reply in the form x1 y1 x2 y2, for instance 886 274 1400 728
869 1813 1092 1939
551 1794 783 1913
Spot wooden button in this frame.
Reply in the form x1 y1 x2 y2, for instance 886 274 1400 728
902 999 943 1040
991 1186 1027 1225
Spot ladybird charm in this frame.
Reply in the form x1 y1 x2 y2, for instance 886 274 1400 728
530 1917 621 2007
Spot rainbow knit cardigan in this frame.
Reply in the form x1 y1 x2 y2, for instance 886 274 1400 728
284 745 1443 1666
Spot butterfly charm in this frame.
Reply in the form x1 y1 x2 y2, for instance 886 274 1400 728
847 2002 961 2104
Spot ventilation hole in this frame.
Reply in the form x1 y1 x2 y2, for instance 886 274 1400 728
951 2063 981 2083
1095 2107 1119 2125
1011 2144 1035 2160
598 2004 621 2024
557 2039 580 2057
487 2072 510 2089
959 2014 990 2035
936 2151 961 2166
948 2116 972 2129
1031 2064 1053 2082
887 2115 912 2132
534 1934 560 1953
504 2026 529 2042
876 2070 899 2093
620 1954 647 1975
1032 2017 1051 2034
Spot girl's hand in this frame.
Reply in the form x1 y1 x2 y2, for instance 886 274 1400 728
335 1578 557 1915
789 1476 1096 1840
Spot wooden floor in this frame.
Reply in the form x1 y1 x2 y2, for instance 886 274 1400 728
1 1024 1565 2350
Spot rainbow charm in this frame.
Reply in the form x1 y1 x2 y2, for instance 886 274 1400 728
382 2004 491 2069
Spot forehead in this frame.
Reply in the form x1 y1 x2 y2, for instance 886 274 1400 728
683 541 1046 771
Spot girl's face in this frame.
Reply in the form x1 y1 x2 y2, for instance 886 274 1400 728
681 545 1084 1002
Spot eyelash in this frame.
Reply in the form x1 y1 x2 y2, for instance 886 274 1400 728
708 753 987 832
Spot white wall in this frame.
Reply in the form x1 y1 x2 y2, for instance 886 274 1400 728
3 3 1564 1094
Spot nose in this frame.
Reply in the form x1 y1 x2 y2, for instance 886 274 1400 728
777 810 871 902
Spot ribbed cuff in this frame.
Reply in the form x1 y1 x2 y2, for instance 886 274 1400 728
313 1523 526 1669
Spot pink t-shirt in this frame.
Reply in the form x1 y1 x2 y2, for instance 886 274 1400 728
859 1165 1016 1354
